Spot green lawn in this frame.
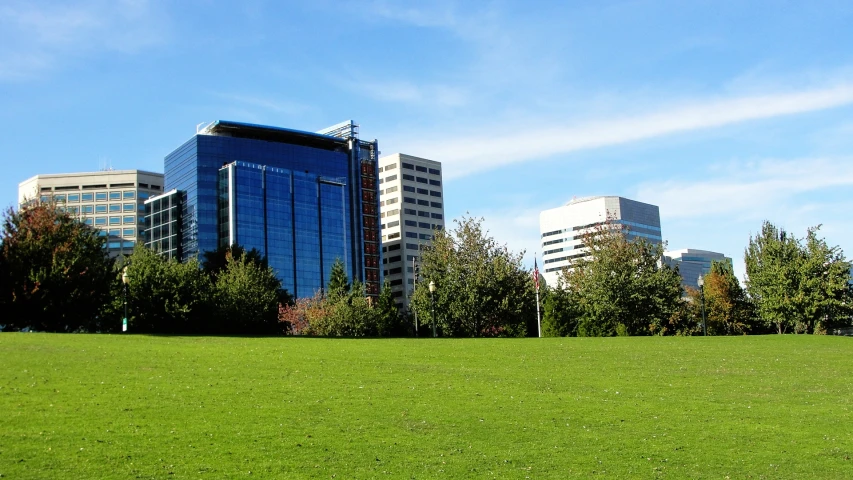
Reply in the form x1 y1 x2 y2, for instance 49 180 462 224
1 334 851 479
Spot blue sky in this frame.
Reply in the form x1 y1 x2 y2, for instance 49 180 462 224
2 0 852 280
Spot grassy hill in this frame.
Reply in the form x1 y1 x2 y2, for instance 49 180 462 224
1 334 851 478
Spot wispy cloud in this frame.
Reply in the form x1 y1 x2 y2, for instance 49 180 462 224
208 92 318 117
636 157 853 221
0 0 167 81
398 83 853 179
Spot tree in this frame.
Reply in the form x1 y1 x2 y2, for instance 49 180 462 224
214 249 283 334
202 244 267 277
689 261 756 335
745 222 852 334
115 245 212 334
541 284 580 337
1 202 113 332
326 258 350 299
374 279 403 336
410 215 536 337
559 221 684 336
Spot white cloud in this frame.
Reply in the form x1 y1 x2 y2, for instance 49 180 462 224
636 157 853 220
396 83 853 179
0 0 167 81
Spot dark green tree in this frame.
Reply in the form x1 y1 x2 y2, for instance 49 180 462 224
560 222 684 336
1 202 113 332
202 244 267 277
326 258 350 299
541 284 580 337
116 245 212 334
410 215 536 337
214 249 283 334
374 279 403 336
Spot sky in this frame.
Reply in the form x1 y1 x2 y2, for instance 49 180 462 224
2 0 852 281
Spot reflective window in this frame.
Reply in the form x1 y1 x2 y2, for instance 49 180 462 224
109 192 121 201
124 191 135 199
123 216 135 224
95 217 107 225
67 193 80 202
95 192 107 201
123 228 135 236
95 205 107 213
108 229 121 237
81 205 94 214
428 168 441 175
109 217 121 225
109 204 121 212
54 194 66 202
82 193 94 201
84 218 94 225
123 203 135 212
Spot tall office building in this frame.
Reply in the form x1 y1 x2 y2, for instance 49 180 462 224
539 196 662 286
378 153 445 309
663 248 732 291
153 120 380 298
18 170 164 257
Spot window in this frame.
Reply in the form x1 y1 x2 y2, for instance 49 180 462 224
428 168 441 175
429 179 441 186
109 217 121 225
67 194 80 202
66 206 79 214
433 224 443 230
431 213 443 219
402 162 414 170
379 178 384 184
95 192 107 201
403 185 415 192
417 188 428 195
417 199 429 206
430 191 442 197
95 205 107 213
389 267 402 275
388 244 401 251
82 193 93 201
84 218 93 225
123 216 134 224
386 197 398 204
95 218 107 226
416 177 428 184
405 220 417 227
418 222 431 229
109 192 121 201
431 201 442 208
418 211 430 217
385 186 398 193
388 232 401 239
378 166 384 173
387 209 399 216
402 174 414 181
406 232 418 238
109 204 121 212
406 243 419 250
108 241 121 249
403 197 416 204
390 279 403 286
138 192 150 200
385 163 397 170
108 229 121 237
388 255 401 263
404 208 416 215
385 174 397 182
387 220 399 227
415 165 427 172
419 233 432 240
54 194 66 202
123 203 135 212
123 191 135 199
123 240 135 248
81 205 94 214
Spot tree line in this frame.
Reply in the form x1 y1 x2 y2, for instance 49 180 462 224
1 202 851 336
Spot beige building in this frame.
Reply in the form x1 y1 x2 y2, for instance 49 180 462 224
18 170 165 257
378 153 445 309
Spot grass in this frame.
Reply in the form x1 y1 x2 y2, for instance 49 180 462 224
1 334 851 479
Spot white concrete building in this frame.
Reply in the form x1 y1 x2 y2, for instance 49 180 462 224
539 196 662 286
18 170 165 257
663 248 732 291
378 153 445 309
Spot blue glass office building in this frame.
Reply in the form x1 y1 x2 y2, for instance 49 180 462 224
161 120 381 298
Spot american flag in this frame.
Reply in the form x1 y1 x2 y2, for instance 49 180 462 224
533 258 540 292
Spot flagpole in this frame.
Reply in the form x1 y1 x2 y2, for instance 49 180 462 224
534 255 541 338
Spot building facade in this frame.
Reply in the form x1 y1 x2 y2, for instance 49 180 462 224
154 120 380 298
378 153 445 309
18 170 164 257
663 248 732 291
539 196 662 286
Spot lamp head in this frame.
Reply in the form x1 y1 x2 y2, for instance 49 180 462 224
697 275 704 288
122 266 129 285
428 280 435 293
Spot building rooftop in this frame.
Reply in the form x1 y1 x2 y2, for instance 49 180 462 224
198 120 352 151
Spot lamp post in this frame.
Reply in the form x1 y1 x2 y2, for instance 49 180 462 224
428 280 436 338
121 266 129 332
697 274 706 336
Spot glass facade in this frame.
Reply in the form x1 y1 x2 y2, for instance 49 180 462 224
144 189 182 260
164 120 381 298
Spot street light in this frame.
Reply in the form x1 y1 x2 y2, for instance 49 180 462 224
121 266 129 332
697 274 706 336
428 280 437 338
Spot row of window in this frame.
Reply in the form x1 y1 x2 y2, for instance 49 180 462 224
41 191 144 203
402 163 441 176
63 203 141 214
97 228 137 237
